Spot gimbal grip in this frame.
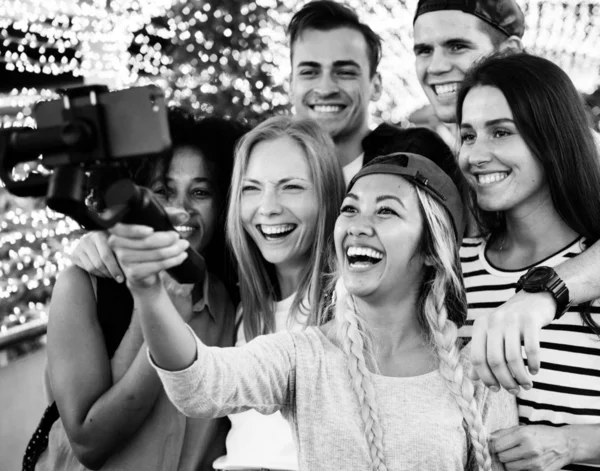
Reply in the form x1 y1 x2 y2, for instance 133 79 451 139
105 179 206 285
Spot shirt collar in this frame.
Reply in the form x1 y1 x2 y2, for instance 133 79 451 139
191 271 221 320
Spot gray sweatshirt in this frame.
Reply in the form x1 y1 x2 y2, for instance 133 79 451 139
152 327 517 470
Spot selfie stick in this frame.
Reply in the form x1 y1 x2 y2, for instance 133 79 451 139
0 86 205 285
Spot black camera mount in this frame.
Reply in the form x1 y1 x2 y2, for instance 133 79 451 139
0 85 205 284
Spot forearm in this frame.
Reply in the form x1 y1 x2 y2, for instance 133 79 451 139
555 240 600 304
153 331 295 419
565 424 600 464
133 283 198 371
111 310 144 382
72 346 162 466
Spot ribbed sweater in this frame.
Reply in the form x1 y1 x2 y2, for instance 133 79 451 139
152 327 517 470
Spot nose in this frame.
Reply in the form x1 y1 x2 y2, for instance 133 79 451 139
427 48 452 76
314 71 339 96
166 193 192 225
347 214 375 237
461 136 493 169
258 187 283 216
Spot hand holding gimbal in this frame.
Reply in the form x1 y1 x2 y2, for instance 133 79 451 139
0 85 205 285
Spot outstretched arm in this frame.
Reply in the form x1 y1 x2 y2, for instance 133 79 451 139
109 223 295 418
470 242 600 392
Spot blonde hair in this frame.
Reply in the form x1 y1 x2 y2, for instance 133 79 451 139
332 186 492 471
227 116 345 341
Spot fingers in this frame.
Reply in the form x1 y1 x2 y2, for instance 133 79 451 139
92 232 125 282
123 252 189 285
523 323 541 376
112 238 190 264
71 245 109 278
470 317 500 391
107 223 189 285
471 311 536 393
490 425 524 454
71 231 123 280
503 324 533 390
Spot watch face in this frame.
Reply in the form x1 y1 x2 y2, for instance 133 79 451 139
526 266 554 284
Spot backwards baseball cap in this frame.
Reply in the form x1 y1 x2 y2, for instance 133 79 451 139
413 0 525 38
347 152 466 242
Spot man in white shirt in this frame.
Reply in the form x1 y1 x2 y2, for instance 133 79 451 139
286 0 383 183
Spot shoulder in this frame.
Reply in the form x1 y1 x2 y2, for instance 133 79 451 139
51 265 95 309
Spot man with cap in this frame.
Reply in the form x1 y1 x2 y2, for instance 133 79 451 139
413 0 524 124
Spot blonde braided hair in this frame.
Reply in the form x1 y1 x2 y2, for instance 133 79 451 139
329 185 493 471
416 188 492 471
334 279 388 471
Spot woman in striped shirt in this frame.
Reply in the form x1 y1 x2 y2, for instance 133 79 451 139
456 52 600 470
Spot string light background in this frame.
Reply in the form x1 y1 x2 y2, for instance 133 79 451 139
1 0 600 360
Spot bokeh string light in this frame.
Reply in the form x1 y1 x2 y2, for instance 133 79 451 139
2 0 600 356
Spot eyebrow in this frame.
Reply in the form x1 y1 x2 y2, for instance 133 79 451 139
296 60 362 69
413 38 476 53
461 118 515 128
243 177 310 184
376 194 406 209
155 177 213 185
344 193 407 209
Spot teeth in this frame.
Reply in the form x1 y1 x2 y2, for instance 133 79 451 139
312 105 344 113
433 83 458 96
260 224 295 235
346 246 384 260
174 226 194 233
477 172 509 185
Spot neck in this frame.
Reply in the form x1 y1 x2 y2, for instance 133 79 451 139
275 262 305 300
353 289 424 357
500 196 578 263
334 126 369 168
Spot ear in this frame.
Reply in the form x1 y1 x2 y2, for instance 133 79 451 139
370 72 383 102
423 254 435 267
498 35 523 53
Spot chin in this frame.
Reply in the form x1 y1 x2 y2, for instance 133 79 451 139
342 277 376 299
433 103 457 124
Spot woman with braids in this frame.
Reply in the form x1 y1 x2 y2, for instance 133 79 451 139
457 53 600 470
107 123 517 470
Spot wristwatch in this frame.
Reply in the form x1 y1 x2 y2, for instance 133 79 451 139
515 266 571 320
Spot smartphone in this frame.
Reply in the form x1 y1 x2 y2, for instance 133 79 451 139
33 85 171 162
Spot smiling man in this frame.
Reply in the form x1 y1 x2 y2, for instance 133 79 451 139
287 1 383 182
413 0 524 124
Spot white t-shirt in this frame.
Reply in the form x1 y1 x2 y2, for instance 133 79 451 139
212 293 306 470
342 153 364 185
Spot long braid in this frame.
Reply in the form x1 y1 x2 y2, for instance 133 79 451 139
334 279 388 471
417 189 493 471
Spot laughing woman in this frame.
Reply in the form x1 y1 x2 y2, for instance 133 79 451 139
108 134 517 471
213 116 345 471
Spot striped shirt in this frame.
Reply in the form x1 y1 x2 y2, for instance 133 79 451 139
460 237 600 471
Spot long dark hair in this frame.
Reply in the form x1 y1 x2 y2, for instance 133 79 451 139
457 52 600 242
457 52 600 334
